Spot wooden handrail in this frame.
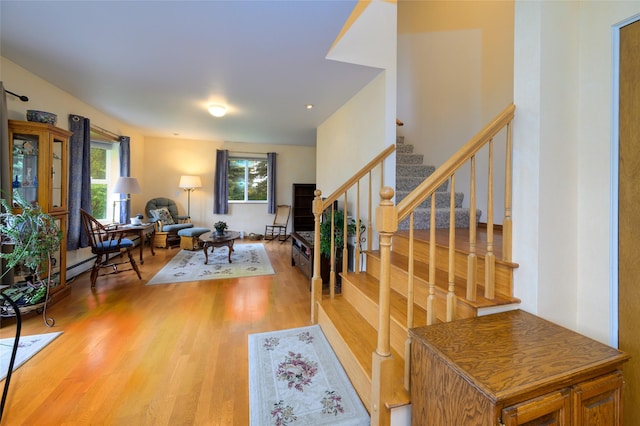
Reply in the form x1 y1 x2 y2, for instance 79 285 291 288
397 104 515 221
310 143 396 323
321 144 396 210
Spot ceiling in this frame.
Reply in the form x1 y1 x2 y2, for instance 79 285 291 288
0 1 381 146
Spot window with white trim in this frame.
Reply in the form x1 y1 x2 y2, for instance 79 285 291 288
90 141 120 221
228 157 268 202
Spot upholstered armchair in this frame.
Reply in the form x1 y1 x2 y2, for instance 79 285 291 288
145 197 193 248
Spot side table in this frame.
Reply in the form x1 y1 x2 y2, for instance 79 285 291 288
120 223 156 264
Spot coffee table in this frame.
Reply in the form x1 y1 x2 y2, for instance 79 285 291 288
200 231 241 264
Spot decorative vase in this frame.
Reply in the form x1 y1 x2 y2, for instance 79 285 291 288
23 168 32 186
216 229 225 237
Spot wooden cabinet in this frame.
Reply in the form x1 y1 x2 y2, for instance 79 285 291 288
7 120 71 299
291 184 316 285
409 310 628 426
291 232 313 282
292 183 315 233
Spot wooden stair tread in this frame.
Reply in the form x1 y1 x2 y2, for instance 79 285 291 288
363 251 520 308
341 272 427 328
319 296 411 408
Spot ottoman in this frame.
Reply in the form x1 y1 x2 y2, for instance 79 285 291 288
178 227 211 250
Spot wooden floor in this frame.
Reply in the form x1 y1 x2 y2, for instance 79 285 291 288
0 241 312 425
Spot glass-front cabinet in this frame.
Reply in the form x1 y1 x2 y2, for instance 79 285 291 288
7 120 72 297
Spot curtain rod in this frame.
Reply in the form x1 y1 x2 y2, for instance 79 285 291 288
91 124 120 141
5 89 29 102
229 150 274 156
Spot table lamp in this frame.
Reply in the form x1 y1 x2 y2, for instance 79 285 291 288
113 176 141 223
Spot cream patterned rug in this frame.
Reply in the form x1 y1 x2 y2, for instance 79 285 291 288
249 325 369 425
147 244 275 285
0 332 63 381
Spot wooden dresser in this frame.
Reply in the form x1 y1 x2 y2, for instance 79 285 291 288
409 310 629 426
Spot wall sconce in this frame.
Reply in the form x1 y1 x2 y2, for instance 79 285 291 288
113 176 141 223
179 175 202 217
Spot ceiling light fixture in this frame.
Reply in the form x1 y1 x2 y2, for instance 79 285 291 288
305 104 314 110
208 104 227 117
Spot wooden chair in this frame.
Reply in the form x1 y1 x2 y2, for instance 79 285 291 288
265 205 291 242
80 209 142 287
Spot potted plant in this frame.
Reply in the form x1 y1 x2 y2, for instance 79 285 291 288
214 220 228 236
319 209 365 286
0 192 62 322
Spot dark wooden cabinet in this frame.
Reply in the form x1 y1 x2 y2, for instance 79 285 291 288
291 184 316 283
292 183 315 233
291 232 313 282
410 310 628 426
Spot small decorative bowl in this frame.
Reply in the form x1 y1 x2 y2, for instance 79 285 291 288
26 110 57 125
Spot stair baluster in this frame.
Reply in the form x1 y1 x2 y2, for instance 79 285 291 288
485 139 496 299
503 121 514 262
311 189 324 323
427 193 437 325
404 212 415 391
467 155 478 301
447 174 457 322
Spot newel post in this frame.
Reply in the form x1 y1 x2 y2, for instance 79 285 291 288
371 187 397 425
311 190 324 323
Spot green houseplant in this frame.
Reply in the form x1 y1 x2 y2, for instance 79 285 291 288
319 209 363 258
0 192 62 321
214 220 228 236
319 209 366 287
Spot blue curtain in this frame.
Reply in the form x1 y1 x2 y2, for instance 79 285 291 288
267 152 277 214
67 115 91 250
213 149 228 214
119 136 131 224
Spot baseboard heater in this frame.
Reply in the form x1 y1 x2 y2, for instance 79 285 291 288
66 235 143 281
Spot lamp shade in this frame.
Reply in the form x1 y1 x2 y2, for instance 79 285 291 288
113 177 141 194
179 175 202 189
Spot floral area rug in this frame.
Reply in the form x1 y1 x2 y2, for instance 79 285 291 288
0 332 62 381
147 243 274 285
249 325 369 425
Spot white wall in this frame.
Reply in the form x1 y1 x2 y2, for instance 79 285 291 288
317 0 397 250
397 1 514 223
317 72 387 194
1 56 146 186
143 137 316 235
513 1 640 344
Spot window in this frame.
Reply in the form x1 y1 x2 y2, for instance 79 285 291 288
228 157 268 202
90 141 120 221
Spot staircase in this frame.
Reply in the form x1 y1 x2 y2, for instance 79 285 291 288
395 135 478 229
310 105 518 425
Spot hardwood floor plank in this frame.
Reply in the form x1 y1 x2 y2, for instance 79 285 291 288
1 241 312 425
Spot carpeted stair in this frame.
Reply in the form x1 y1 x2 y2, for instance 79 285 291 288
396 136 479 229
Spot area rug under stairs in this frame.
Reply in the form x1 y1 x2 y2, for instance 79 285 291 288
248 325 369 425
